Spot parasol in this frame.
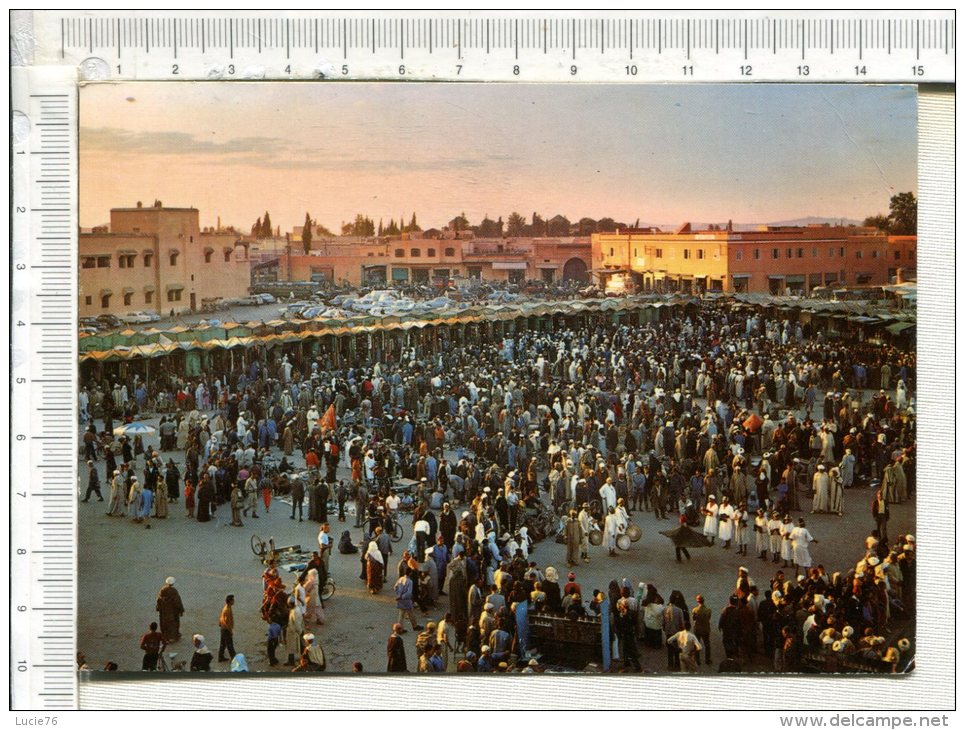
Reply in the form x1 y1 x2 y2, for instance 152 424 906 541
112 422 157 437
658 524 713 549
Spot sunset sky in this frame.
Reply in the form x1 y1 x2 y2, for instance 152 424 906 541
80 82 917 231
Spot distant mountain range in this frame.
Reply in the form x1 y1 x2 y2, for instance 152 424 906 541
639 217 864 231
765 216 864 227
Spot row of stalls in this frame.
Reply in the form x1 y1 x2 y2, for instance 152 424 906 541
715 292 917 347
79 296 697 385
80 291 915 386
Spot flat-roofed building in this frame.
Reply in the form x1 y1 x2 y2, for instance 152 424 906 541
592 223 916 295
270 235 592 287
79 201 251 317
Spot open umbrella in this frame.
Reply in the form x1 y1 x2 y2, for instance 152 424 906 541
658 524 713 549
112 422 157 437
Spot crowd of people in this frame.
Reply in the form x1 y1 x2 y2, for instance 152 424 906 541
78 301 916 672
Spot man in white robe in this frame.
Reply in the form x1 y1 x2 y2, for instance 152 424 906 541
790 518 817 570
811 464 830 514
819 428 835 464
603 507 625 557
828 467 844 516
702 495 719 545
578 504 595 563
598 478 617 512
717 496 736 549
767 512 783 563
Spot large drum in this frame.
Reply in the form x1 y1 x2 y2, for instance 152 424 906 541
616 534 632 551
626 523 642 542
588 529 603 546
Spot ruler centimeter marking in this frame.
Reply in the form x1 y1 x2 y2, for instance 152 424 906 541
40 13 954 82
11 79 78 709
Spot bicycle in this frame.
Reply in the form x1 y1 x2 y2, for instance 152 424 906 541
250 534 303 565
252 534 337 599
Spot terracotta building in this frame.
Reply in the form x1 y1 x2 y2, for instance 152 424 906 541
592 223 917 295
79 202 251 317
259 234 591 287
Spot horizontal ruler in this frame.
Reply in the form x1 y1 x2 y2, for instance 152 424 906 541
21 11 956 82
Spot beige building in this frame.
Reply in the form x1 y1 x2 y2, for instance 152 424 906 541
261 234 591 287
79 202 251 317
592 224 916 296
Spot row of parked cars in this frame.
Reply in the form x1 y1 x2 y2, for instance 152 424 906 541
79 293 279 333
222 293 277 307
79 311 160 333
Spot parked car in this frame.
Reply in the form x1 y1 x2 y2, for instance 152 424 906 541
95 314 123 329
119 310 161 324
256 293 276 304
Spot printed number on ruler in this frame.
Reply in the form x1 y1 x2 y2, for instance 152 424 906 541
31 13 954 82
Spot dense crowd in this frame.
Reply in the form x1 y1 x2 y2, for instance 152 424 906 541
79 302 916 672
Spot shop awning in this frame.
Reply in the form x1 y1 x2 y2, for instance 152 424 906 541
166 283 185 291
203 246 215 254
143 284 156 292
492 262 528 270
122 287 135 294
886 321 915 334
535 263 558 269
99 288 113 296
786 275 805 284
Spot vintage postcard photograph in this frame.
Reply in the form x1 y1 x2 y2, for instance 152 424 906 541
76 82 917 676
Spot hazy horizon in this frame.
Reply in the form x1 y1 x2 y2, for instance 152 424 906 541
80 82 917 232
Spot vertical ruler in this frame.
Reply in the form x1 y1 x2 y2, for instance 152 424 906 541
11 67 78 710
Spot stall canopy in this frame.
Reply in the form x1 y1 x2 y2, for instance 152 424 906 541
79 293 913 364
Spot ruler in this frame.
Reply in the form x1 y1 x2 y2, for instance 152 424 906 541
20 10 956 82
11 67 78 710
7 8 952 711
